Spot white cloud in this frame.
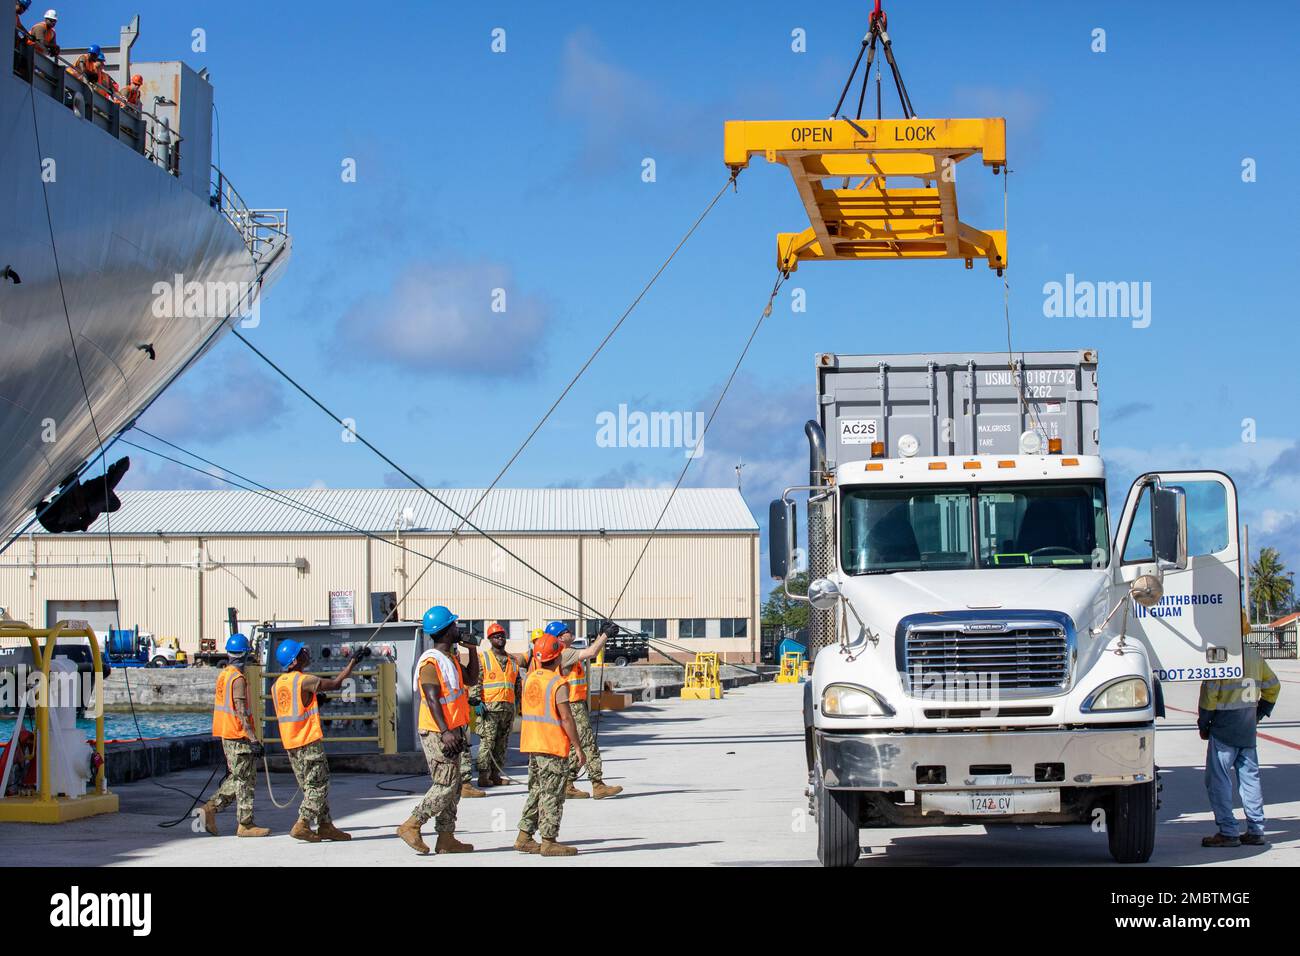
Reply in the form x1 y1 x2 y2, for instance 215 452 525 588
137 350 286 442
335 261 549 375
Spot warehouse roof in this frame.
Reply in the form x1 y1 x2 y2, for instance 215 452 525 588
65 488 759 536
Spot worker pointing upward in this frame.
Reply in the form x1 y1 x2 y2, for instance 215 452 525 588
273 638 362 843
541 620 623 800
202 633 270 838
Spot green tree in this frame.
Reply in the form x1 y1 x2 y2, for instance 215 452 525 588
1250 547 1291 622
762 572 809 632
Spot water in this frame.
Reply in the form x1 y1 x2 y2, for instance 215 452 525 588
0 711 212 741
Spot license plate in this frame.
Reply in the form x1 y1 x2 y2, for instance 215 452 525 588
920 789 1060 817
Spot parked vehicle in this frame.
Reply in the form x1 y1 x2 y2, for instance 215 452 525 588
770 350 1244 866
104 627 186 668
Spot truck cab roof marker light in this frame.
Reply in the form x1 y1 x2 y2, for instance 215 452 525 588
998 460 1016 468
963 461 981 469
1061 457 1079 466
927 461 947 470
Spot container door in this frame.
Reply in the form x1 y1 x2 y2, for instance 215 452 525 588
1112 471 1243 681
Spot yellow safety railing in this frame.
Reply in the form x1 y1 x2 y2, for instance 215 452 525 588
0 621 118 823
259 661 396 753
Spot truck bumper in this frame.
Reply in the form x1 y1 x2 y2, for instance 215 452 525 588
817 725 1154 791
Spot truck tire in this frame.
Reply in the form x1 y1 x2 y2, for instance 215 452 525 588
818 784 861 868
612 655 629 667
150 656 168 668
1108 781 1156 864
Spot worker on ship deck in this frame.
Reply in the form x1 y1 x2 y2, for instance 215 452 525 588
122 73 143 107
15 0 31 33
70 43 104 84
28 7 56 55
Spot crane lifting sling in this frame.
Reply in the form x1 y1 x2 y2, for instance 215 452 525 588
724 2 1007 275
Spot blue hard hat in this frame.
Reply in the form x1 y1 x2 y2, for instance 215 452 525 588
544 621 571 638
422 605 458 636
226 632 251 654
88 44 103 60
275 639 305 669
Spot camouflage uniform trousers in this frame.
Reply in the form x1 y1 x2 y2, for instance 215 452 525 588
565 699 603 785
519 753 568 840
477 701 516 775
210 738 257 826
414 729 464 833
286 740 332 827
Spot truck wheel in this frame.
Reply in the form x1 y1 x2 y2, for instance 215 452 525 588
150 656 168 668
1108 781 1156 864
612 655 629 667
818 784 861 868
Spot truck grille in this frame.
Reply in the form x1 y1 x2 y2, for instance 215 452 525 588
904 624 1070 697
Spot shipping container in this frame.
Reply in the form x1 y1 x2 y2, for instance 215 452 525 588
815 350 1099 467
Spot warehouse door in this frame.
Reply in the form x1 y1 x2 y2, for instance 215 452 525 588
46 600 120 638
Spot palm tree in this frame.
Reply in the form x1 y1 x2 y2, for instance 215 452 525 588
1250 547 1291 623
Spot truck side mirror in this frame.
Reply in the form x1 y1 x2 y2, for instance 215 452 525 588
768 499 797 581
1152 486 1188 571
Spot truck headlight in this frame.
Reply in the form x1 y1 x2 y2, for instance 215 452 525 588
1082 677 1150 712
822 683 894 717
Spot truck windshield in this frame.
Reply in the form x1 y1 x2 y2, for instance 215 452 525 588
977 482 1109 569
840 481 1109 573
841 486 974 573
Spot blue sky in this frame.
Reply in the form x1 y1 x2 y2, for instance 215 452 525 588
65 1 1300 583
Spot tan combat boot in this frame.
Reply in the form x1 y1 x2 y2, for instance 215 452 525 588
460 781 486 798
316 820 352 841
435 831 475 854
396 816 430 855
289 819 321 843
565 783 591 799
477 770 493 789
236 822 271 837
591 781 624 799
200 800 219 836
539 837 577 857
514 830 542 854
490 771 505 787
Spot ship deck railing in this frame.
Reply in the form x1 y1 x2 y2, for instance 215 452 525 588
210 166 289 264
12 27 182 178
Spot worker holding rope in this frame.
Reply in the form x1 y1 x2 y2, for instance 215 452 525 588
273 638 363 843
541 620 623 800
396 605 479 855
515 633 582 856
474 622 522 789
202 633 270 838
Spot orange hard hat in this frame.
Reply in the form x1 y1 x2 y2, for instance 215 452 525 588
486 622 507 639
130 73 143 85
534 634 563 663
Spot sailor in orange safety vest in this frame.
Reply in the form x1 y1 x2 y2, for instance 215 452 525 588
201 633 270 837
395 605 481 855
514 633 583 856
472 621 522 789
272 637 362 843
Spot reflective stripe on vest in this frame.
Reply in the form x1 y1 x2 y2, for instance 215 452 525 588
480 647 518 704
274 672 323 749
418 654 469 732
566 660 588 701
212 665 249 740
520 669 570 757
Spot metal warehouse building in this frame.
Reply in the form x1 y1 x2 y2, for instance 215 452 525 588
0 488 761 661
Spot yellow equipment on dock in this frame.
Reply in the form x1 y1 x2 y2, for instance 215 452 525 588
0 622 118 823
775 650 805 684
681 652 723 700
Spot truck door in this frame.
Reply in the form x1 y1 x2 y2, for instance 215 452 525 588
1113 471 1243 682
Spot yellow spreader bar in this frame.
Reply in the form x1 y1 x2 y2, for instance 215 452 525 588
723 118 1007 273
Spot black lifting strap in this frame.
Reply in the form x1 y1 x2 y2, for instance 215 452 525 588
832 1 917 122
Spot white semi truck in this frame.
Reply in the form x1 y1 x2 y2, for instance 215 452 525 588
769 350 1245 866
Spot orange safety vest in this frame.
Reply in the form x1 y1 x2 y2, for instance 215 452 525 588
565 659 588 702
212 665 250 740
273 671 323 750
479 647 518 705
520 668 570 757
417 652 469 732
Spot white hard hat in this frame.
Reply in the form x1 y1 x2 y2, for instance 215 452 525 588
44 8 57 20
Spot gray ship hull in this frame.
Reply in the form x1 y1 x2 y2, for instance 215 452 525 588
0 69 280 538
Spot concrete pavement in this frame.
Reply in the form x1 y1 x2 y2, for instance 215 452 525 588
5 661 1299 866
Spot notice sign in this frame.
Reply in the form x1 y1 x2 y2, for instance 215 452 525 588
328 590 356 626
839 419 879 444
